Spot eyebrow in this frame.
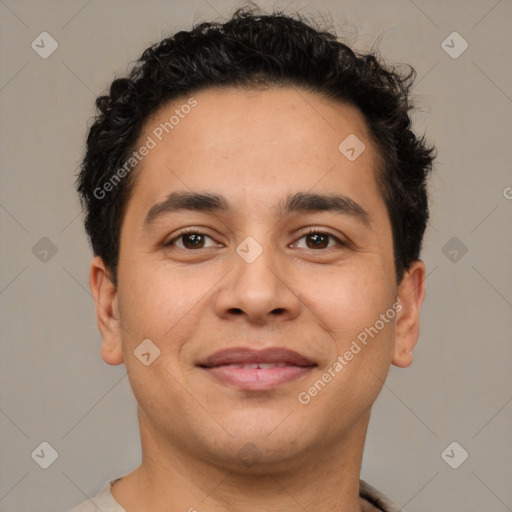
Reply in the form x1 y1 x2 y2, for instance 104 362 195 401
143 191 369 227
144 192 229 226
282 192 370 225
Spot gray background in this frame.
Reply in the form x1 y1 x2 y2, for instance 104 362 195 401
1 0 511 511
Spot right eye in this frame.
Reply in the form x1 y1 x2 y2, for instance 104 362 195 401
165 230 221 250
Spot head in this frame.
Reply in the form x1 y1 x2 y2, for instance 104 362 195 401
79 6 434 473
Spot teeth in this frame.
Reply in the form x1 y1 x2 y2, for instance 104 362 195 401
227 362 283 369
258 363 277 369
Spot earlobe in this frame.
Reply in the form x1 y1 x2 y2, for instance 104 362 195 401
392 260 426 368
89 256 124 366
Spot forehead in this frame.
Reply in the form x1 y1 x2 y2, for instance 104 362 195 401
127 86 383 217
146 85 372 157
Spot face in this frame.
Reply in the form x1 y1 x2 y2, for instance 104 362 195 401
91 86 425 472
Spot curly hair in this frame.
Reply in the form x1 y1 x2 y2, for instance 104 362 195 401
77 4 435 284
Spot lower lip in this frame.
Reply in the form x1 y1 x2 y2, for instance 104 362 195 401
201 365 315 390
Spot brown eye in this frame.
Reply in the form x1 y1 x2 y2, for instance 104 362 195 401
306 233 329 249
167 231 218 249
293 231 344 250
181 233 205 249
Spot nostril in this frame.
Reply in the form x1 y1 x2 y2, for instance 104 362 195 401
271 308 286 315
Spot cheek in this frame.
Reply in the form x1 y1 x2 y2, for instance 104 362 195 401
298 271 396 417
116 260 227 378
297 263 398 400
117 263 206 337
301 263 394 340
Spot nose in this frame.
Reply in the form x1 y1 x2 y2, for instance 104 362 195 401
213 241 302 325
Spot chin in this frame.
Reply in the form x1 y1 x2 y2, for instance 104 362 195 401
195 417 318 472
206 439 310 475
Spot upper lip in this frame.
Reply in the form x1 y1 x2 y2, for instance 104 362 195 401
198 347 316 368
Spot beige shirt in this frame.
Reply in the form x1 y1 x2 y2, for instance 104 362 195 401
69 478 401 511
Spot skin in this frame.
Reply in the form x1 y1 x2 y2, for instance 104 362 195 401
90 86 426 512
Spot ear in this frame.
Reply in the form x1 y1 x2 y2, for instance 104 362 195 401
392 260 426 368
89 256 124 366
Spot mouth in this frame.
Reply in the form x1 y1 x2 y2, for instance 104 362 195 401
197 347 317 391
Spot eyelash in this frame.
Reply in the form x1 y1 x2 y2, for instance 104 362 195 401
164 228 217 249
165 227 346 250
296 227 346 249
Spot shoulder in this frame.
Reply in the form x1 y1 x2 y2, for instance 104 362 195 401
67 479 125 512
360 480 402 512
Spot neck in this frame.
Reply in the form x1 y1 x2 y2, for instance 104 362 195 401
112 410 371 512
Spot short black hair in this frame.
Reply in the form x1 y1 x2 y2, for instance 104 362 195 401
77 4 435 284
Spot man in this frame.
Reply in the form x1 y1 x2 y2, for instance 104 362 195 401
71 5 435 511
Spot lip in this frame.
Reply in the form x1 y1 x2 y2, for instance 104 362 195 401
197 347 317 391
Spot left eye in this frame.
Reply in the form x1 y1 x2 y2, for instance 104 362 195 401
294 232 342 249
168 232 218 249
166 231 343 251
